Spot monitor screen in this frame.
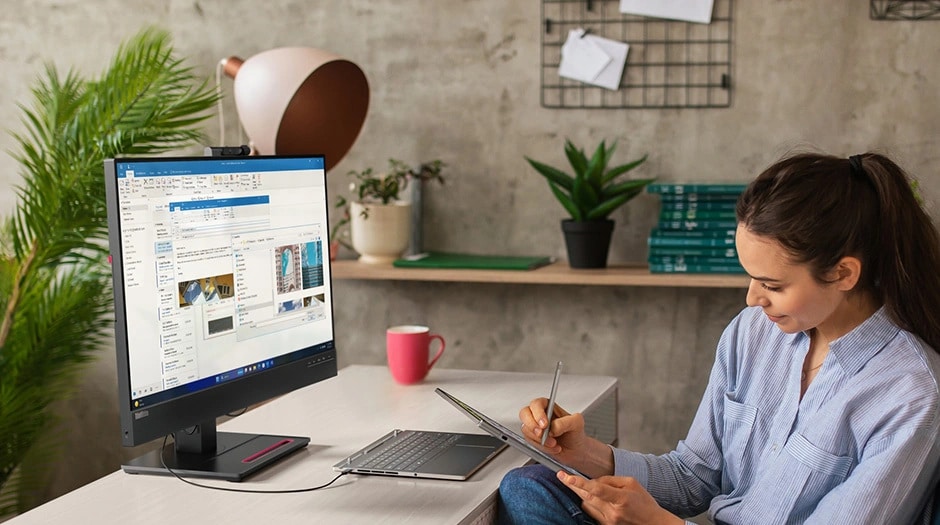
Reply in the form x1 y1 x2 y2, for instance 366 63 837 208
104 154 337 481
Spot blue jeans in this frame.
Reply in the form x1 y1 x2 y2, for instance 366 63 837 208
498 465 598 525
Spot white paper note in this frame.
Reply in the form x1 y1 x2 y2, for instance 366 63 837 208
558 29 629 91
619 0 715 24
560 31 611 81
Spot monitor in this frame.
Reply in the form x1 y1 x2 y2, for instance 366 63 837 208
103 154 337 481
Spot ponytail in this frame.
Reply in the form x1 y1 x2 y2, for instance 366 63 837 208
858 154 940 352
737 151 940 352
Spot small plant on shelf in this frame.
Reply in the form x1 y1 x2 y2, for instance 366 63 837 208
525 138 653 268
526 139 652 222
344 159 445 205
331 158 445 260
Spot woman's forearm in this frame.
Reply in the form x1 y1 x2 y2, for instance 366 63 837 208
571 436 616 479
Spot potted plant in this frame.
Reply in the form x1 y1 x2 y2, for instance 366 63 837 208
526 139 654 268
0 27 219 517
332 158 445 264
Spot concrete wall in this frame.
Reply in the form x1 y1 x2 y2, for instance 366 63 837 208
1 0 938 511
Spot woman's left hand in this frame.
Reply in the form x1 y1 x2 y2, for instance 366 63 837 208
557 471 684 525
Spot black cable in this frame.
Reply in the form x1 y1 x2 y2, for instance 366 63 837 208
158 435 349 493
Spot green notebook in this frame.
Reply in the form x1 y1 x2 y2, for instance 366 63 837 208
393 252 555 271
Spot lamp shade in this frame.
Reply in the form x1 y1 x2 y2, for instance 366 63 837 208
223 47 369 171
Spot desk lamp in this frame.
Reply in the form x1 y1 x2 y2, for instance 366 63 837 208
221 47 369 170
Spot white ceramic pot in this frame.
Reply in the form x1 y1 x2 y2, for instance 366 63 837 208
349 201 412 264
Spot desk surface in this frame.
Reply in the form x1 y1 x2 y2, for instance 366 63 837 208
10 365 617 525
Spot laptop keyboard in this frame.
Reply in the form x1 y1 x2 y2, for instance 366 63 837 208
356 430 460 472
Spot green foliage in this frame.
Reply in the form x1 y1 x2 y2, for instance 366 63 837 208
526 139 654 221
0 27 219 517
343 159 446 205
331 159 446 249
911 179 924 205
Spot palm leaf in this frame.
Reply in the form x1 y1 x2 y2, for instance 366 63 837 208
0 26 219 519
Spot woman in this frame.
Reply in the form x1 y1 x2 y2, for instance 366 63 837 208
498 151 940 524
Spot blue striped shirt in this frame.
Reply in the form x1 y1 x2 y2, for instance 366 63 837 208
613 306 940 524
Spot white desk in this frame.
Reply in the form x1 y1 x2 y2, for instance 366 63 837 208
9 365 618 525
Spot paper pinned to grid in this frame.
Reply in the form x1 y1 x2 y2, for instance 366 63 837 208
558 29 629 91
619 0 715 24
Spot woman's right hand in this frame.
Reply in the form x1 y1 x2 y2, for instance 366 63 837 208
520 397 591 465
520 398 616 479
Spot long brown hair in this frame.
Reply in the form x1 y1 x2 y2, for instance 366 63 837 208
736 151 940 352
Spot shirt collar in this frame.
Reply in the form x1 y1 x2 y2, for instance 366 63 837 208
818 306 899 376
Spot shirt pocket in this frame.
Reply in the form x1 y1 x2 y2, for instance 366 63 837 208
739 434 855 523
722 392 758 488
784 432 853 480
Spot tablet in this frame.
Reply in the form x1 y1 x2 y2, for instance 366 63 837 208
435 387 589 479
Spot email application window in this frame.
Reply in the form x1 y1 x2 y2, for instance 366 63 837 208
114 158 331 403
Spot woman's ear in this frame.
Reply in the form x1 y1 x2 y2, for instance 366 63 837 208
832 256 863 291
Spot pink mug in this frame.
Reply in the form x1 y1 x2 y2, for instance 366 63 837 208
386 325 446 385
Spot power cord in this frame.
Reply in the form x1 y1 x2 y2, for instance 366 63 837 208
158 434 349 493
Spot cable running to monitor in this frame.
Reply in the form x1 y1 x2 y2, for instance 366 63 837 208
158 435 348 493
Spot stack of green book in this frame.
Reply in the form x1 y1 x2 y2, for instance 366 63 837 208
646 183 746 274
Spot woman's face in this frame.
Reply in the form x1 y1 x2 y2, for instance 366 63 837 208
735 225 844 335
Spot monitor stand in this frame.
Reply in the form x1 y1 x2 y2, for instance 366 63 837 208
122 419 310 481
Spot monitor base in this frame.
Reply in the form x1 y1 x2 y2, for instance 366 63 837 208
123 431 310 481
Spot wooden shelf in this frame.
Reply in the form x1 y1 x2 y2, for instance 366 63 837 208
330 260 749 288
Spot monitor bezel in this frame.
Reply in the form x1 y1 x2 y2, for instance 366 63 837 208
104 154 338 450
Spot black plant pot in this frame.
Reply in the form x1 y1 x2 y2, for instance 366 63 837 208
561 219 614 269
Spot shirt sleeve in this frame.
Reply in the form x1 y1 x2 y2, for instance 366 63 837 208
609 447 712 525
610 313 745 517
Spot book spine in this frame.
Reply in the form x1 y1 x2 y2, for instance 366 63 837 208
649 263 746 274
659 200 739 211
657 195 741 205
658 193 742 202
648 236 736 247
647 237 734 248
657 219 738 231
648 255 741 266
658 209 737 220
647 183 747 195
647 246 738 257
650 228 736 238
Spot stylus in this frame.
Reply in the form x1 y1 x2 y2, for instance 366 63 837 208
541 361 563 446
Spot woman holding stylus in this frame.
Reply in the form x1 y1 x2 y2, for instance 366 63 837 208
498 151 940 524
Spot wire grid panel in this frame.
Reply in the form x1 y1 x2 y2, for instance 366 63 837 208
540 0 733 109
870 0 940 20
